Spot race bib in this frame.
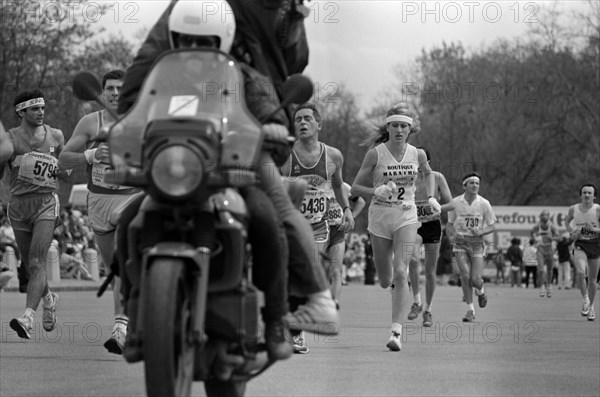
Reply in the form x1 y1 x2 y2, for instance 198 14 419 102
415 200 439 223
455 212 484 236
16 152 58 188
575 222 600 241
300 189 328 224
91 163 124 190
327 197 343 226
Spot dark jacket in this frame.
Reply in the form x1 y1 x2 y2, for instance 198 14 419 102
118 0 309 128
506 244 523 267
556 238 573 263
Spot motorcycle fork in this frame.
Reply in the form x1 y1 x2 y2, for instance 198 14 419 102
136 244 212 350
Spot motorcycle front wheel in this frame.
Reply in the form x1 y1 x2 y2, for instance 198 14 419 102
204 379 247 397
143 259 195 397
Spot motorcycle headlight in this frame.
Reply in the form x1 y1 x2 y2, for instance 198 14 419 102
150 145 204 198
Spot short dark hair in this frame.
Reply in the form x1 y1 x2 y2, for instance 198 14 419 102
462 172 481 185
294 103 322 123
102 69 125 90
13 90 45 117
511 237 521 245
13 90 45 108
417 146 431 162
579 183 597 197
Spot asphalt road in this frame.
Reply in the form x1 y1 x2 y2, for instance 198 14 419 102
1 283 598 396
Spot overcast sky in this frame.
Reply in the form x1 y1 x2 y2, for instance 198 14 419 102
97 1 592 108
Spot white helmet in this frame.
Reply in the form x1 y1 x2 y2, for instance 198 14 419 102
168 0 236 52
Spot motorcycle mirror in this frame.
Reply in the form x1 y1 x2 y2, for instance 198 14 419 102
72 71 119 120
280 74 313 107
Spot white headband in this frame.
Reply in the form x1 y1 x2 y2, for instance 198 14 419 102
15 98 45 112
463 176 480 186
385 115 413 125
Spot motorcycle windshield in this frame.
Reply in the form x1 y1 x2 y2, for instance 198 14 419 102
109 49 262 172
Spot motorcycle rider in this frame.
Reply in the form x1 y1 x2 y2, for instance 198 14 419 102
118 0 339 348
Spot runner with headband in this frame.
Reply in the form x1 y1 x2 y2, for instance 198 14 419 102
447 172 496 322
351 103 440 351
6 90 64 339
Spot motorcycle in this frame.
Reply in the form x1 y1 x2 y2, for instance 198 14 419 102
72 48 313 397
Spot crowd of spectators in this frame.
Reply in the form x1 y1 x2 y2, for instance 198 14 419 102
0 203 101 289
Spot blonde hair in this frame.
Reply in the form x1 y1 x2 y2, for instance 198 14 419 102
361 103 420 149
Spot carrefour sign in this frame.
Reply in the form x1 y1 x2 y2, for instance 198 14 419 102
493 206 570 231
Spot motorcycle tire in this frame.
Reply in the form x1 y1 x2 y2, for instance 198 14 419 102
204 379 247 397
143 259 195 397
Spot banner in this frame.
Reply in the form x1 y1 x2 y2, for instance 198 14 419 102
347 206 571 253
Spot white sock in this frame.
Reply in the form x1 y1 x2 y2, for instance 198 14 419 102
468 303 475 312
42 291 54 307
114 315 128 330
424 303 432 312
391 322 402 334
24 308 35 319
414 293 421 305
476 286 485 296
583 294 590 304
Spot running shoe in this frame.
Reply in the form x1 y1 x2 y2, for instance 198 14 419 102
539 288 545 297
284 294 339 335
588 307 596 321
104 326 126 355
422 311 433 327
581 301 590 316
462 310 475 322
407 303 422 320
546 288 552 298
265 320 293 360
10 315 33 339
386 331 402 351
42 292 59 332
478 292 488 308
292 331 309 354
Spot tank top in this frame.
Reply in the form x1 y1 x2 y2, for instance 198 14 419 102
534 222 555 254
288 142 333 224
414 171 441 223
371 143 418 208
86 111 138 195
572 203 600 242
7 125 61 196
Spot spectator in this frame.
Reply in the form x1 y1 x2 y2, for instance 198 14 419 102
494 249 505 284
55 240 93 280
523 239 538 288
506 238 523 288
555 233 573 289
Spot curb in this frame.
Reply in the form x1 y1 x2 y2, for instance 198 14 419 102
2 278 108 293
3 285 102 293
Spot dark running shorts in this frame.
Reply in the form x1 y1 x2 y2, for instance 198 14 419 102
417 220 442 244
574 240 600 260
327 225 345 247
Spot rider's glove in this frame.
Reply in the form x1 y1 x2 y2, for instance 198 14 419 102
262 124 291 167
